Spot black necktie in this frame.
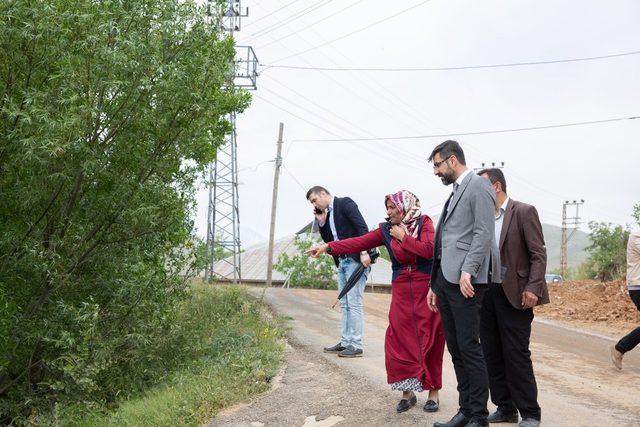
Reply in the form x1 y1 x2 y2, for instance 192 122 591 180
444 184 458 218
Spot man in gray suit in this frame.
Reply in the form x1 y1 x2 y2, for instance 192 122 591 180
427 140 500 427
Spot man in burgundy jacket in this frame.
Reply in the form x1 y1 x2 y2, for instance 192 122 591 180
477 168 549 427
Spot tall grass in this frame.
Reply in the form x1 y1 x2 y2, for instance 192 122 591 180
49 285 284 426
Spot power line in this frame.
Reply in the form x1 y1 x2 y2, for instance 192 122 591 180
257 25 444 166
292 115 640 142
246 0 335 40
243 0 306 28
249 0 450 166
260 74 427 169
283 164 307 192
238 159 273 173
254 0 366 49
268 0 433 64
259 85 364 138
262 49 640 71
254 22 437 170
253 93 343 137
258 81 428 171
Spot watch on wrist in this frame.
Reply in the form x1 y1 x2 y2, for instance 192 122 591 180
326 244 333 255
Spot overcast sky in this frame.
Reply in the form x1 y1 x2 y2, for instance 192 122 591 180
195 0 640 247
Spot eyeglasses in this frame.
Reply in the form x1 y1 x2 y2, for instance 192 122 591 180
432 155 452 169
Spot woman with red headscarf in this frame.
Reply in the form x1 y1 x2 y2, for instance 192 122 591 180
308 190 445 414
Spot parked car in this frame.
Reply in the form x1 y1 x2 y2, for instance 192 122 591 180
545 274 564 283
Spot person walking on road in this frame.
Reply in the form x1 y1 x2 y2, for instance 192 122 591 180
611 230 640 369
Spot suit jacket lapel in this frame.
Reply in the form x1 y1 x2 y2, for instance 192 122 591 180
499 199 515 250
444 172 472 223
434 205 446 245
436 203 446 229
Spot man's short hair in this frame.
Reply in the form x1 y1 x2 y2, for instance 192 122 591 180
428 140 466 166
478 168 507 194
306 185 330 200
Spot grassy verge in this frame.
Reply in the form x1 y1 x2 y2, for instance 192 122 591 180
57 284 284 426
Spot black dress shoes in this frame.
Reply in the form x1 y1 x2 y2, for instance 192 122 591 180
396 393 417 413
465 419 488 427
323 343 346 353
423 399 440 412
487 409 519 423
434 411 469 427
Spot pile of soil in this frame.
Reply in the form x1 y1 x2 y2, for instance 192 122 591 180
536 280 639 335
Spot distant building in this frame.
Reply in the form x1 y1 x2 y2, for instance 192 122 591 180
210 221 393 288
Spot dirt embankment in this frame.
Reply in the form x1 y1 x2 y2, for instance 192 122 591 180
536 280 639 336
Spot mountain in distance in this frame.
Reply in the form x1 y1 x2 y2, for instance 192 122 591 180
541 223 589 272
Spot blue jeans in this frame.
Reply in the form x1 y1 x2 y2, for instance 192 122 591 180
337 257 370 350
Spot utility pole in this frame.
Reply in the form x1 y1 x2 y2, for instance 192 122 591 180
560 199 585 277
266 123 284 287
204 0 258 283
473 161 505 173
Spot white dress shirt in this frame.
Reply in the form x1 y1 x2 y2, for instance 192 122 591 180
494 197 510 247
447 169 471 213
327 197 339 241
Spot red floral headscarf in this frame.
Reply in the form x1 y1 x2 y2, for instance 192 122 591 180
384 190 423 238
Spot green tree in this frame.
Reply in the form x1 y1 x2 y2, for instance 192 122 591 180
274 235 336 289
582 221 630 281
633 203 640 227
0 0 249 420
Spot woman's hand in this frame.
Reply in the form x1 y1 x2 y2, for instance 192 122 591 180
390 225 406 242
306 243 328 257
427 288 438 312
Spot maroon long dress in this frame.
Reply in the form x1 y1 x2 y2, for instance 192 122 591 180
327 215 445 391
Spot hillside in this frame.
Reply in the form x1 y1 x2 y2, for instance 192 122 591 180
542 223 589 272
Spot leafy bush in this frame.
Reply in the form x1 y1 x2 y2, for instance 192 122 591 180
581 222 630 282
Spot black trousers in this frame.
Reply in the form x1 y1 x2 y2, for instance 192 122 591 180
615 290 640 354
432 268 489 420
480 283 541 420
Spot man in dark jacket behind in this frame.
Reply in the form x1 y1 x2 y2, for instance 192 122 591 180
307 186 371 358
478 168 549 427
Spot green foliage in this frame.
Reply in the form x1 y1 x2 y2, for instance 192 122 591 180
633 203 640 228
0 0 249 422
274 235 336 289
573 262 595 281
581 221 630 282
378 245 391 262
48 285 284 426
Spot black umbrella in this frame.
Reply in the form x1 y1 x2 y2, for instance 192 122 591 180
331 250 379 309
